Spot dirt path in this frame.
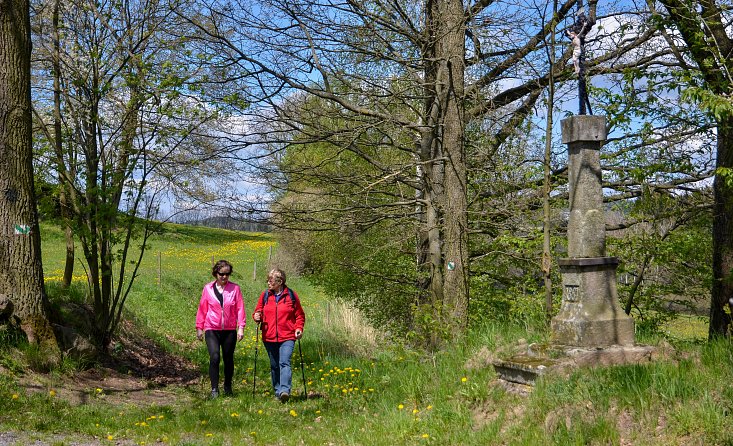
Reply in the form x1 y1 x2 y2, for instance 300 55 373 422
1 322 203 445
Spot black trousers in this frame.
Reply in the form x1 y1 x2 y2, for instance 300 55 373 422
204 330 237 390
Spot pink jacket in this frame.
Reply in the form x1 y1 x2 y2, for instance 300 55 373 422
196 281 246 331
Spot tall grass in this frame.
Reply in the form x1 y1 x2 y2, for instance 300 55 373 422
0 222 729 445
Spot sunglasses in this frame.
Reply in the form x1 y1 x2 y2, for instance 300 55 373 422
217 272 231 277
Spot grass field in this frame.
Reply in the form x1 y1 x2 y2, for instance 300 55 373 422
0 222 731 445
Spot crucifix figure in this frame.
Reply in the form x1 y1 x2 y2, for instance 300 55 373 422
568 4 594 115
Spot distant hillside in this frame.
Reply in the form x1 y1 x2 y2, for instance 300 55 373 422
179 215 272 232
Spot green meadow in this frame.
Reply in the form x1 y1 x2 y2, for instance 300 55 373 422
0 223 730 445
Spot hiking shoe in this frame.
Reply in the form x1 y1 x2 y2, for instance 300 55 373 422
210 389 219 399
279 392 289 403
223 386 233 396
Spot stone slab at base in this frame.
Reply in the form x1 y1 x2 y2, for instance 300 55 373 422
493 344 657 386
551 317 635 347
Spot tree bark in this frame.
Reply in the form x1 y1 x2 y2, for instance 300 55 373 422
52 0 74 289
421 0 469 335
711 118 733 337
0 0 59 354
438 0 469 329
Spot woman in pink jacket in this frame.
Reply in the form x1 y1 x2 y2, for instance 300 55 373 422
196 260 245 398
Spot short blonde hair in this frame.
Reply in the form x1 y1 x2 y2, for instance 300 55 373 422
268 268 286 285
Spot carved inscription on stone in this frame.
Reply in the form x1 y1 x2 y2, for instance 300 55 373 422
564 284 579 302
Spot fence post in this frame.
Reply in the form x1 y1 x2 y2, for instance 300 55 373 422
253 261 257 281
158 251 162 287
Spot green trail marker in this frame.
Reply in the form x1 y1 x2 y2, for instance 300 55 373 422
14 224 31 235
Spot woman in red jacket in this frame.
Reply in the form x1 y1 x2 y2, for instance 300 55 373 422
253 268 305 402
196 260 245 399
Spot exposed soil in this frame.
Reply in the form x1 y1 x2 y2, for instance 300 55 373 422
20 319 200 408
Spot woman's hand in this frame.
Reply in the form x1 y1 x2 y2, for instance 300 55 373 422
295 329 303 339
237 327 244 341
253 312 262 322
196 329 204 341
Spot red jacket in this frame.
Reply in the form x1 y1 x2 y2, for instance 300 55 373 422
253 286 305 342
196 281 246 331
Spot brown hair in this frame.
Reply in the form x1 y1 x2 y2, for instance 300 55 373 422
212 260 233 278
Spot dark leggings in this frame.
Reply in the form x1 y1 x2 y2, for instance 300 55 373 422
204 330 237 390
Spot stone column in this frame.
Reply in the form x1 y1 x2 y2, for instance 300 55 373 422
551 115 635 347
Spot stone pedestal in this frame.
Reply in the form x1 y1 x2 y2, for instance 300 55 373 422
551 115 634 347
551 257 634 346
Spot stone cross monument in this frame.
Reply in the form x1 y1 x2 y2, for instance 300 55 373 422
551 115 635 347
492 116 652 386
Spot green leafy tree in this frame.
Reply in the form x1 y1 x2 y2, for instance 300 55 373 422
643 0 733 337
29 0 240 350
179 0 674 345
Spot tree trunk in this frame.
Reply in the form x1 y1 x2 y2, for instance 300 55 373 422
436 0 468 329
543 0 558 324
0 0 59 354
711 117 733 337
52 0 74 288
420 0 469 338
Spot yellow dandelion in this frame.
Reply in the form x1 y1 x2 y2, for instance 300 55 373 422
398 404 404 410
230 412 239 417
107 435 114 440
96 388 103 393
422 434 429 439
257 409 263 414
206 433 213 437
427 405 433 410
200 420 207 425
49 389 56 397
11 394 18 400
250 432 257 436
461 377 468 383
412 409 419 415
289 409 298 417
316 410 321 414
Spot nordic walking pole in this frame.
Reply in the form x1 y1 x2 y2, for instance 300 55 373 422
252 322 260 398
297 337 307 400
